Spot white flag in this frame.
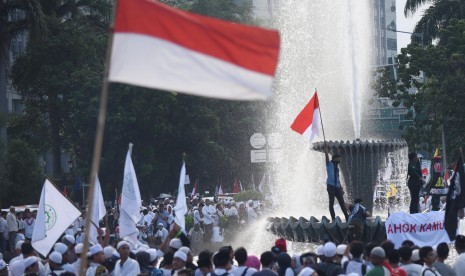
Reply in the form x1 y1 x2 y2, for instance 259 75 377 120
258 174 265 193
173 162 187 230
119 143 142 238
32 179 81 256
89 177 107 245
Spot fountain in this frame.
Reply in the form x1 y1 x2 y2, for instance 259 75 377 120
257 2 409 245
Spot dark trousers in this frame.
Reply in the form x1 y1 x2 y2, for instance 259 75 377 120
327 186 349 221
408 182 421 214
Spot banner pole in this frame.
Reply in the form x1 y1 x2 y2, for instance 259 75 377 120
316 88 327 143
78 0 118 273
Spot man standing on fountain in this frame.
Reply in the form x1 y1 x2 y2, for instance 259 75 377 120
324 145 350 221
407 152 424 214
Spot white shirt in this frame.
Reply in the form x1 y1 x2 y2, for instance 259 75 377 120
193 210 203 224
202 205 216 225
86 262 108 276
0 217 6 233
401 263 423 276
155 227 168 240
422 264 441 276
114 258 140 276
231 266 257 276
6 212 18 232
23 218 35 239
229 207 238 217
247 207 257 224
454 252 465 276
14 233 25 247
143 214 153 226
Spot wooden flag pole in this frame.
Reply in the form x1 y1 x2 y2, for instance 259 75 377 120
316 88 327 144
78 1 118 274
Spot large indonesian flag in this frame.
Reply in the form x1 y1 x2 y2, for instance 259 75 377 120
109 0 281 100
290 91 320 142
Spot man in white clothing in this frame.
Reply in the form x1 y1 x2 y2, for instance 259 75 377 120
23 209 35 240
420 246 441 276
202 199 216 243
246 200 257 224
154 223 169 243
6 207 18 253
399 246 423 275
114 240 140 275
86 244 108 276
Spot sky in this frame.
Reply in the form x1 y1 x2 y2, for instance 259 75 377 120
396 0 432 52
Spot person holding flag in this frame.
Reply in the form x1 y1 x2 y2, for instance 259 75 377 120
324 145 349 222
407 152 424 214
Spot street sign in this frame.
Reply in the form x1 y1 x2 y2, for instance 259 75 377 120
250 133 266 149
251 150 267 163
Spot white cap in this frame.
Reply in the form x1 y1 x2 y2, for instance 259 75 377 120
90 244 104 256
179 246 190 256
54 242 68 255
63 234 76 245
104 246 116 259
16 240 25 250
412 249 420 262
9 260 25 275
49 251 62 264
24 256 37 268
169 238 183 249
336 244 347 255
298 267 315 276
323 242 337 257
316 245 324 256
75 243 84 254
174 251 187 262
158 223 164 227
247 200 253 205
117 240 130 250
147 248 158 262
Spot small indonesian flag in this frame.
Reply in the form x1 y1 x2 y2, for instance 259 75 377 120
290 91 320 142
109 0 280 100
191 180 198 197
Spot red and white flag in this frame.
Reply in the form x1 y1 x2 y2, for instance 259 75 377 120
232 177 240 193
290 91 320 142
109 0 280 100
191 180 198 197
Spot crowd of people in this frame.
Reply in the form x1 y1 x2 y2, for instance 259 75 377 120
1 204 465 276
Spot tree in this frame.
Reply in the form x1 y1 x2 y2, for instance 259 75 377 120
373 19 465 159
404 0 465 45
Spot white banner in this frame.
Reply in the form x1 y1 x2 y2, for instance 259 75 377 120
32 179 82 256
386 211 451 248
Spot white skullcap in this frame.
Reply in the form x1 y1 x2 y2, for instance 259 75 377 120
411 249 420 262
169 238 183 249
75 243 84 254
117 240 130 250
104 246 116 259
298 267 315 276
49 251 62 264
9 260 25 275
0 260 6 271
179 246 190 256
316 245 324 256
146 248 158 262
336 244 347 255
173 251 187 262
63 234 76 245
247 200 253 205
24 256 37 268
90 244 104 256
323 242 337 257
158 223 164 227
16 240 25 250
54 242 68 255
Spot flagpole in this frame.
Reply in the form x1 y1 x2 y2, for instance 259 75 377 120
316 88 327 143
79 0 118 274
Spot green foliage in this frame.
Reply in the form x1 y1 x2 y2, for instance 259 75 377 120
372 19 465 160
233 190 264 202
185 214 194 231
0 139 44 206
8 0 264 202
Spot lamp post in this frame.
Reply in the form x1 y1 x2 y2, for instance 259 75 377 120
386 26 424 47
